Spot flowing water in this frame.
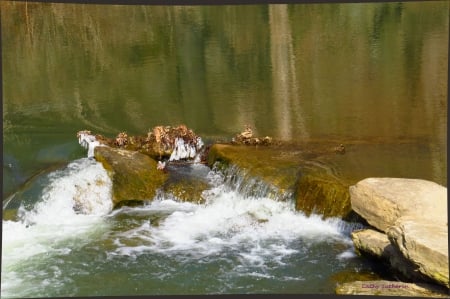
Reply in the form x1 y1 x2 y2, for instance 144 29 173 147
1 1 448 297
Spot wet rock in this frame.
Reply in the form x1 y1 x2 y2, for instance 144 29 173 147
207 143 353 218
295 168 352 218
94 146 168 208
231 125 272 146
161 177 210 204
336 280 449 297
158 163 211 203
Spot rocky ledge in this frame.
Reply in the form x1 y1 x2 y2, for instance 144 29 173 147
208 142 355 219
345 177 449 295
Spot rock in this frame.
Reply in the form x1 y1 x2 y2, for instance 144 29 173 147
336 280 449 297
94 146 168 208
351 229 430 282
160 164 211 203
207 143 354 218
295 168 352 218
349 178 449 288
352 229 391 258
388 217 449 287
349 178 447 232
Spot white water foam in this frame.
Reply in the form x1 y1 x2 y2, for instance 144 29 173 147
78 132 102 158
108 177 354 266
2 158 113 297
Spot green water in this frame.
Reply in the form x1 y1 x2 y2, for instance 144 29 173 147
1 1 448 297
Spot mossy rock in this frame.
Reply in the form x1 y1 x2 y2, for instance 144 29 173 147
295 166 353 219
3 209 18 221
160 164 212 203
94 146 168 208
208 143 354 219
208 144 301 193
162 179 210 204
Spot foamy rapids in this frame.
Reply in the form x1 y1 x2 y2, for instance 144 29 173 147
2 150 360 298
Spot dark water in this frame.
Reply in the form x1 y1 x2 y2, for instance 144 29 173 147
1 1 448 297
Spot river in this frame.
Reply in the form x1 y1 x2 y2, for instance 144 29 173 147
1 1 448 297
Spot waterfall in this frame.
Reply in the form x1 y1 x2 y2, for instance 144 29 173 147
208 163 294 202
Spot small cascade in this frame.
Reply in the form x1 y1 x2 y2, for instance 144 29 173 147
18 158 113 226
209 163 293 201
169 137 205 162
77 131 102 158
2 158 113 296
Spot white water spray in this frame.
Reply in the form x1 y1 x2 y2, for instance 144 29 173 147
77 132 102 158
107 169 357 264
2 158 113 297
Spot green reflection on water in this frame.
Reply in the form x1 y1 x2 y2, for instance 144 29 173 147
3 2 447 195
1 5 448 296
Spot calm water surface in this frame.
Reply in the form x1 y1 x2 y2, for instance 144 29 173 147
1 1 448 297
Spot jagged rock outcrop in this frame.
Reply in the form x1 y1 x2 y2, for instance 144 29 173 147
94 146 168 207
159 164 212 204
78 125 205 161
349 178 449 288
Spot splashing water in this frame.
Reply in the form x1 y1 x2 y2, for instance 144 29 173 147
77 132 102 158
2 158 364 298
2 158 113 297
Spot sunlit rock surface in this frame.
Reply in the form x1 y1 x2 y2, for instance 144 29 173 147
350 178 447 231
388 218 449 287
78 125 205 162
159 164 211 204
350 178 449 288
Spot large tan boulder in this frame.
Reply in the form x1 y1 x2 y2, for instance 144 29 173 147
351 229 431 282
349 178 447 232
349 178 448 287
388 217 449 287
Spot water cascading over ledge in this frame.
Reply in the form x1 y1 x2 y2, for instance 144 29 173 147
207 143 355 219
76 127 355 219
210 163 294 202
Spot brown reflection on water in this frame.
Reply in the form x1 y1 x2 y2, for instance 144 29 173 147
1 1 448 192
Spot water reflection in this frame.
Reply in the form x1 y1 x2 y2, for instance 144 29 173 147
2 1 448 195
